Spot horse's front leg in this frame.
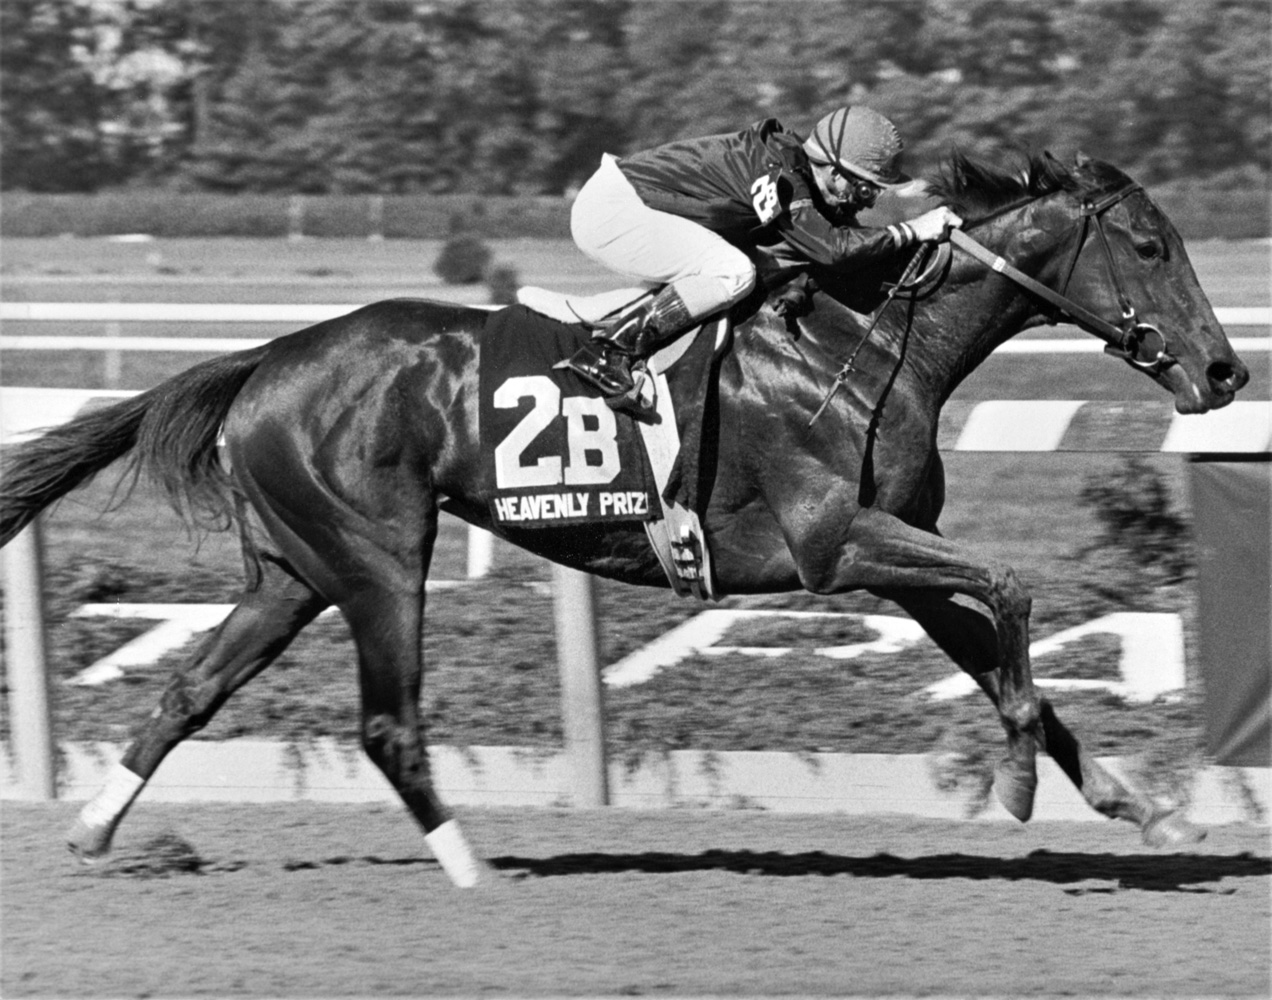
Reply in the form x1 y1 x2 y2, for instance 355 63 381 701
878 588 1205 845
794 506 1041 821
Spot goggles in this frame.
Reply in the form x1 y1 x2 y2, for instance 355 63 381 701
815 159 881 207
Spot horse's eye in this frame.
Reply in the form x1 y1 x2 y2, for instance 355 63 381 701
1136 241 1162 260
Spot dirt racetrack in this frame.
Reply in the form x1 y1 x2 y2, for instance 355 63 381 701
2 802 1268 998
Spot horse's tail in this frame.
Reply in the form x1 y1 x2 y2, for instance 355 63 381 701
0 345 271 548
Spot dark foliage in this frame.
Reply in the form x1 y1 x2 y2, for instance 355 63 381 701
1078 457 1193 589
2 0 1267 194
486 263 522 305
434 234 493 285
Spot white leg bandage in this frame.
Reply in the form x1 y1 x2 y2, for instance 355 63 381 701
76 763 145 830
424 819 483 888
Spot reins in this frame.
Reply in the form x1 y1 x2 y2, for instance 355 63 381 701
808 175 1176 428
948 227 1126 343
950 180 1176 374
807 245 929 427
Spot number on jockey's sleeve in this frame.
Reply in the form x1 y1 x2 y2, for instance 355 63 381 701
750 172 782 225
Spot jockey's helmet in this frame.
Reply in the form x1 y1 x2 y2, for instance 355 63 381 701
803 106 911 187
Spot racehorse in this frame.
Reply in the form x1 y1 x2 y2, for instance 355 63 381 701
0 152 1248 887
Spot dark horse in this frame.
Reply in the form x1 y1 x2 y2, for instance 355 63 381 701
0 153 1248 886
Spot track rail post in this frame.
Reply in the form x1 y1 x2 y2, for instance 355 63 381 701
2 518 56 799
552 564 609 807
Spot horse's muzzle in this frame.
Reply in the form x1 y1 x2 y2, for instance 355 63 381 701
1202 353 1250 410
1158 335 1250 413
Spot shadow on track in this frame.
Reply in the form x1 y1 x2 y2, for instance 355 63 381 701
95 844 1270 894
483 849 1270 892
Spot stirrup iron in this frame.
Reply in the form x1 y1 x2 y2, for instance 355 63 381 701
553 345 634 398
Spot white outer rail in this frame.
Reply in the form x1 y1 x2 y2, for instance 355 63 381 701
0 301 1266 359
5 301 1271 325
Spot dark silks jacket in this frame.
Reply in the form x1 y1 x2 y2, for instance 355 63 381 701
616 118 901 271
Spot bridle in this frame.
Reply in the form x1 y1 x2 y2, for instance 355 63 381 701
949 181 1177 375
807 177 1176 428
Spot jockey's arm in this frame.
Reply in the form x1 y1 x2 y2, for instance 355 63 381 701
777 201 911 271
776 202 962 273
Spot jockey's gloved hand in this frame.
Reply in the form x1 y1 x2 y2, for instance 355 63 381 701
772 274 819 319
907 206 964 243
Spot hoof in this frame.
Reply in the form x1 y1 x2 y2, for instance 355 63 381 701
68 843 110 866
66 820 114 864
1142 809 1207 848
993 758 1037 822
463 860 507 892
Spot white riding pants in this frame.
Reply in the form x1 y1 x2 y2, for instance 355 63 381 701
570 154 756 319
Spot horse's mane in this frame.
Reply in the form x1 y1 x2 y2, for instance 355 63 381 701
924 150 1087 221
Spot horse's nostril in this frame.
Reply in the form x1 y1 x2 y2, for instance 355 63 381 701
1207 359 1249 391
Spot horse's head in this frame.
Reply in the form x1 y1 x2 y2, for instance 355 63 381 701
1062 155 1248 411
932 152 1249 414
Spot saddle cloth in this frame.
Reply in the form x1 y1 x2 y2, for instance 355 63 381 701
480 301 729 599
479 305 660 528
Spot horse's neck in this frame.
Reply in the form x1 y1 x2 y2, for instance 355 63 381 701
901 206 1070 405
749 202 1073 421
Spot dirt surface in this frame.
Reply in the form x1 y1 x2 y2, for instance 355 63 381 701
2 802 1268 998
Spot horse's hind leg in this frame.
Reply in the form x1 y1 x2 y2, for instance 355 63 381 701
248 480 486 886
227 407 484 886
339 580 487 888
67 556 327 861
880 588 1205 845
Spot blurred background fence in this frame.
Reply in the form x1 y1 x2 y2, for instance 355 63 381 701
0 192 575 241
3 188 1268 242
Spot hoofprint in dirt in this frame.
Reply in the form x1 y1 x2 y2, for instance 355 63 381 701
2 803 1268 998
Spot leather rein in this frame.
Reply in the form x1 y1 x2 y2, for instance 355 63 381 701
807 179 1174 428
949 180 1177 374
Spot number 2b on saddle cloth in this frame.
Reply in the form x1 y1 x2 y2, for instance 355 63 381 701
478 305 660 528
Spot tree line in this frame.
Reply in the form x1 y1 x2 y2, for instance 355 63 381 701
3 0 1268 195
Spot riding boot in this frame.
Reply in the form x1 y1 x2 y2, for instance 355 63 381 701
556 287 695 415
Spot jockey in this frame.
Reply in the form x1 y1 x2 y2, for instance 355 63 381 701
563 105 963 412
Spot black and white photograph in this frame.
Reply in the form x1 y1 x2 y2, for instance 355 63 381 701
2 1 1269 996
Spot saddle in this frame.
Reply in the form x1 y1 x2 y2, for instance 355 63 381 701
514 286 731 600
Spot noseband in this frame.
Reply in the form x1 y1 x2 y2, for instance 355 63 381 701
949 181 1177 375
